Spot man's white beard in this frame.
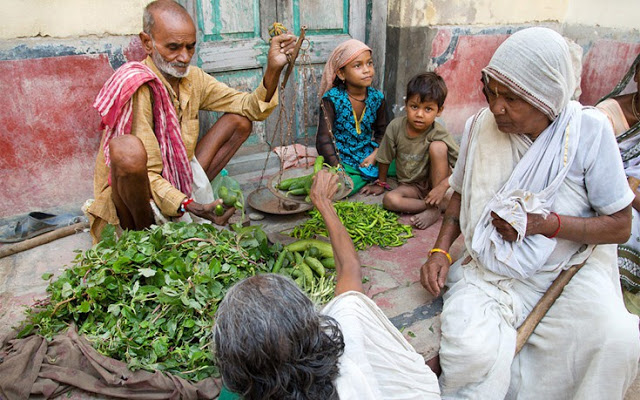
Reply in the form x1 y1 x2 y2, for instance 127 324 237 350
152 48 190 79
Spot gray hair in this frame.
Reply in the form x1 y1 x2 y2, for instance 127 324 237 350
214 274 344 400
142 0 190 36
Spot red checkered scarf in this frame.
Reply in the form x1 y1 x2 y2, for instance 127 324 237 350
93 62 192 195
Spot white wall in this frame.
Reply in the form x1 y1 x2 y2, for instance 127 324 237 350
2 0 151 39
564 0 640 30
388 0 640 30
388 0 568 27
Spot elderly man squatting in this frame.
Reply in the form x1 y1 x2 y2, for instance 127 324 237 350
87 0 296 241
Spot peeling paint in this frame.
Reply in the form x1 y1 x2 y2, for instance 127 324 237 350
0 54 115 218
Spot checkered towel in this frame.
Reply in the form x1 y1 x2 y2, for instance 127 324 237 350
93 62 192 195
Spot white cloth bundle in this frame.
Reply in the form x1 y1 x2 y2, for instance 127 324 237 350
469 102 582 279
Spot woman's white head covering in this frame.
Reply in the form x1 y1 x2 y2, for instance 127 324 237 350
482 27 581 121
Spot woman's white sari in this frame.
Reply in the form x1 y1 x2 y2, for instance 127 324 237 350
439 106 638 399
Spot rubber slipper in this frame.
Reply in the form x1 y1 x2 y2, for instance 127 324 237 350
0 212 86 244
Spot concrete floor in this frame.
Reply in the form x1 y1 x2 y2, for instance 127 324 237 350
1 156 638 398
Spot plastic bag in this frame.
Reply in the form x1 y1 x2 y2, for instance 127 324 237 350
210 169 244 210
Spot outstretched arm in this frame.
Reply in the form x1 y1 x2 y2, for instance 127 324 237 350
310 170 364 295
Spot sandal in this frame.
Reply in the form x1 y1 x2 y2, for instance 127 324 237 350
0 212 86 244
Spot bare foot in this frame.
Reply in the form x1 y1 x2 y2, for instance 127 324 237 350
410 207 440 230
426 354 441 376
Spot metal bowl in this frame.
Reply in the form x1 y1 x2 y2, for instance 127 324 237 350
247 187 313 215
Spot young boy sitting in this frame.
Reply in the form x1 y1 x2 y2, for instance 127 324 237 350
361 72 459 229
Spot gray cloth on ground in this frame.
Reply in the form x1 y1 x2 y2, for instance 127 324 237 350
0 326 220 400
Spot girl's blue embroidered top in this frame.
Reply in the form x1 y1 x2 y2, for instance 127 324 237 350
316 86 388 179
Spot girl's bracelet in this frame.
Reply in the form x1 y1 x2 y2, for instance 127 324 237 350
373 179 391 190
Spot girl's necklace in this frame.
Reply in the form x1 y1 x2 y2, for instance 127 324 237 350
347 91 366 103
632 93 640 123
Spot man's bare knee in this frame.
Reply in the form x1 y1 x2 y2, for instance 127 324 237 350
231 114 253 140
109 135 148 175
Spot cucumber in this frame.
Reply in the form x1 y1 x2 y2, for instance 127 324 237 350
285 239 334 259
320 257 335 269
272 250 288 273
286 188 307 196
294 251 304 265
307 246 320 258
305 256 325 277
314 155 324 173
277 176 305 190
297 262 314 284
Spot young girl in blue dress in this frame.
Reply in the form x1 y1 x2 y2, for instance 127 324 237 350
316 39 390 194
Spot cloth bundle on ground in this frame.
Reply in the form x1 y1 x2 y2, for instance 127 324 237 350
0 326 220 400
273 144 318 169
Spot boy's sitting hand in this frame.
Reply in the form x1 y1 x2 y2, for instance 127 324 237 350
360 183 385 196
425 180 449 207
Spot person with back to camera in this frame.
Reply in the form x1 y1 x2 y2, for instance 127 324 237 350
214 169 441 400
316 39 389 195
420 27 639 399
596 53 640 313
361 72 459 230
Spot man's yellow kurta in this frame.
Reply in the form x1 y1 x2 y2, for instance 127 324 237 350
88 56 278 241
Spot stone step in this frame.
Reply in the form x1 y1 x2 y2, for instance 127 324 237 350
225 150 280 177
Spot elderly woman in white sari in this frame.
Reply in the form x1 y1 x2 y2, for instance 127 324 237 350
420 27 640 399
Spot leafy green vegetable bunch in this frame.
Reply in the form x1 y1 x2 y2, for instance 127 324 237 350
18 222 280 381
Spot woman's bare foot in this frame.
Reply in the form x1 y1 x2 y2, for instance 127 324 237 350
426 354 441 376
410 207 440 230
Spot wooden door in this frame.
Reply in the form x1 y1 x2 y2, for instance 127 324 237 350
183 0 386 147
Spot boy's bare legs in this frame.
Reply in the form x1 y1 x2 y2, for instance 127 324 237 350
383 185 440 229
411 141 452 229
195 113 253 181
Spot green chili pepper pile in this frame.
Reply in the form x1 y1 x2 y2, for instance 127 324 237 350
16 222 334 382
290 201 414 250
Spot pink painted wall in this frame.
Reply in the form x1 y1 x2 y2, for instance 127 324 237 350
0 38 145 219
431 30 509 137
580 41 640 106
427 28 640 137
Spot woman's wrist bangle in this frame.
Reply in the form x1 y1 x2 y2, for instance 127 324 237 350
374 179 391 190
429 248 452 264
546 212 561 239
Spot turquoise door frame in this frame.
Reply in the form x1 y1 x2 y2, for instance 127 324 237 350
182 0 386 147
